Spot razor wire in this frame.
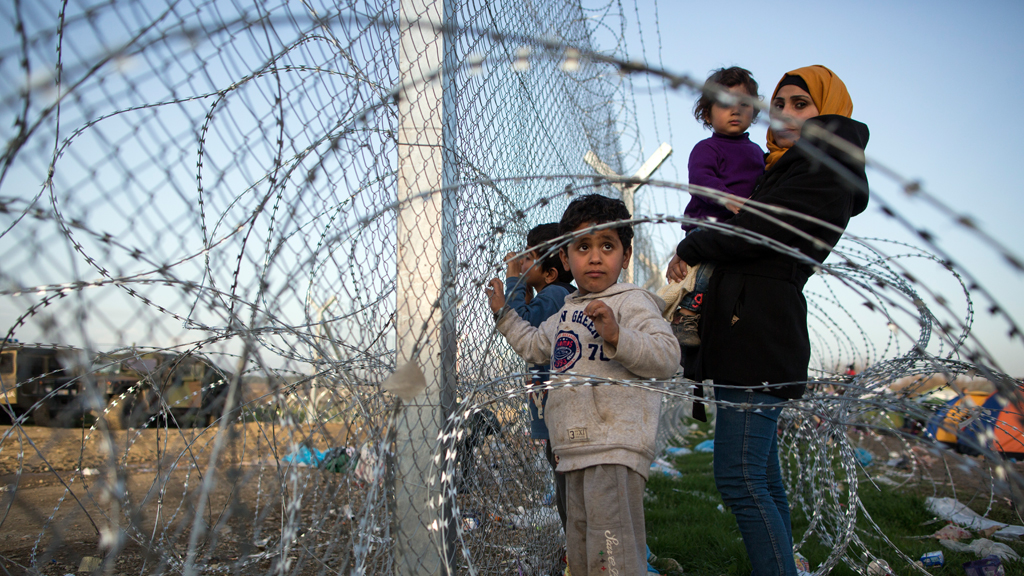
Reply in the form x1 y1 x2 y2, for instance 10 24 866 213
0 1 1023 576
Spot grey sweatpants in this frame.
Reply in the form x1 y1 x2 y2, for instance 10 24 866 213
565 464 647 576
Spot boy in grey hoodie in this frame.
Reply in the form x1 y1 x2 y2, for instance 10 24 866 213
486 194 678 576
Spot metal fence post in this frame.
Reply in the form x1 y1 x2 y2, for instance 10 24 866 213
395 0 457 573
439 0 460 571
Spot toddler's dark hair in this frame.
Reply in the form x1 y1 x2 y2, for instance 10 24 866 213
558 194 633 249
526 223 574 284
692 66 760 129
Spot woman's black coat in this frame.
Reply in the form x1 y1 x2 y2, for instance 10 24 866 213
676 115 870 398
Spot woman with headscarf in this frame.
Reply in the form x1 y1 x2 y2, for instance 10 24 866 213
667 65 869 576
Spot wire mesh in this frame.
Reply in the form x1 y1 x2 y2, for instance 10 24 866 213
0 1 1022 576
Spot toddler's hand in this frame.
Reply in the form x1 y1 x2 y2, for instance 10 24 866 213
584 300 619 347
504 251 522 277
725 196 746 214
485 278 506 313
666 254 689 283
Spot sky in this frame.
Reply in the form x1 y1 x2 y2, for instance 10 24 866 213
2 0 1021 378
592 0 1024 375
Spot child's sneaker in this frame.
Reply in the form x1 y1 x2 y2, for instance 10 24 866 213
672 312 701 347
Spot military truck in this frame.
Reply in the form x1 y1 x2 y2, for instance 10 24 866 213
0 345 84 426
0 346 231 428
91 351 233 429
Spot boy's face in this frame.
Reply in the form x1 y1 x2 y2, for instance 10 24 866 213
709 84 755 137
520 249 550 291
559 224 631 296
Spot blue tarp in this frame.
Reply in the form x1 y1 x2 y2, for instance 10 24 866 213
694 439 714 453
281 445 325 466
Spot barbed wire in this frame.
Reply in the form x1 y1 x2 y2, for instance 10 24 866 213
0 1 1022 576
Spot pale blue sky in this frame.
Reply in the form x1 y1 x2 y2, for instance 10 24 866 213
2 1 1020 376
597 0 1024 375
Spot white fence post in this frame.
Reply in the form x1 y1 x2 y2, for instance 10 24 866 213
394 0 457 573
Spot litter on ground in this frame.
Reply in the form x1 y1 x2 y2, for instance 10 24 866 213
650 458 681 478
281 445 324 467
938 538 1020 562
925 497 1024 540
932 523 972 541
963 554 1006 576
855 447 873 467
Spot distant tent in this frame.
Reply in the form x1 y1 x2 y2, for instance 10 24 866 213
889 373 995 398
957 392 1024 457
925 391 993 446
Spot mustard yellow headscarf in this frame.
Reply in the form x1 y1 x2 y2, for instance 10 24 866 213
764 65 853 170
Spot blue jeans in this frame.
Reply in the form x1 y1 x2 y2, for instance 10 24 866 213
679 262 714 311
713 386 797 576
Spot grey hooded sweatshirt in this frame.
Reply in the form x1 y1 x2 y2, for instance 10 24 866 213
496 282 679 479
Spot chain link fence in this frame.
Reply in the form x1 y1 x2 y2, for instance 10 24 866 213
0 1 649 574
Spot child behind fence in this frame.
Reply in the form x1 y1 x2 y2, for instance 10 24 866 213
486 194 679 576
501 222 575 535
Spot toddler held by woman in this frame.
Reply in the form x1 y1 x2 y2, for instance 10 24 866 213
670 66 764 346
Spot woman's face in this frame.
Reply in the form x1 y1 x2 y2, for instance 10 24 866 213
770 85 819 148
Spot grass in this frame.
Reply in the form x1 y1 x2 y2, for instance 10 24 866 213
644 422 1024 575
646 453 751 575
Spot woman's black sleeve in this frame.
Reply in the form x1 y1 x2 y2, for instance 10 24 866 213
676 116 868 266
676 162 857 265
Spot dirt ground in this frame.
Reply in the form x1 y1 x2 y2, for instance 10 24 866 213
0 422 369 575
0 421 358 475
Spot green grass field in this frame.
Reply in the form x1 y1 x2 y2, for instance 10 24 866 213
644 432 1024 575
